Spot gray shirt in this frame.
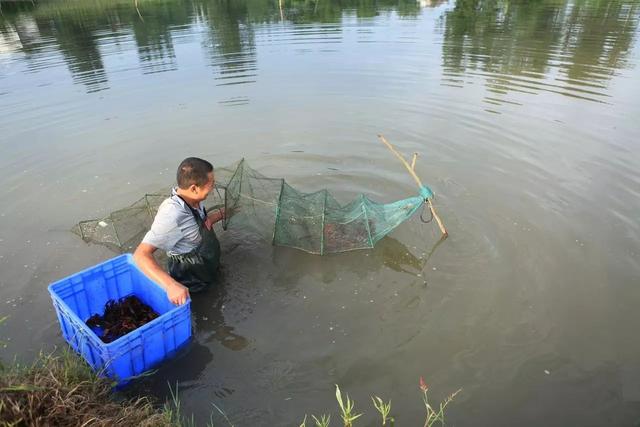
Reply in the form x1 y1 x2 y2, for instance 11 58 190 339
142 188 206 256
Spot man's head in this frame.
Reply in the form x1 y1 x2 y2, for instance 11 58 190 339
176 157 214 202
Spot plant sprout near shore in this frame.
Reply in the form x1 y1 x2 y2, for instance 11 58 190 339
298 382 461 427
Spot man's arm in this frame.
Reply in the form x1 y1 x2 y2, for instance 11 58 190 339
204 207 225 230
133 242 189 305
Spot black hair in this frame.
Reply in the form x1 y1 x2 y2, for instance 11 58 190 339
176 157 214 189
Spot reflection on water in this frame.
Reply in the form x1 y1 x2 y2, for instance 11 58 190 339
193 271 250 352
271 234 432 286
2 0 636 100
133 5 182 75
442 0 640 106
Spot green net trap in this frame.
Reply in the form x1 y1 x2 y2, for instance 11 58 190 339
76 158 435 255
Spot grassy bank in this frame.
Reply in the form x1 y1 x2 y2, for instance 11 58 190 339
0 349 178 426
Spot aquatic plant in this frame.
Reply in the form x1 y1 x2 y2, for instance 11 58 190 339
371 395 393 426
419 376 461 427
298 380 460 427
165 382 197 427
336 384 363 426
298 413 331 427
312 414 332 427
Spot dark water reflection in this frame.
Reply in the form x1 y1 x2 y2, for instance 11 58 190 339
442 0 640 105
3 0 637 97
1 0 640 426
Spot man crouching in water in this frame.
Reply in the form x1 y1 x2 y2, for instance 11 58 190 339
134 157 224 305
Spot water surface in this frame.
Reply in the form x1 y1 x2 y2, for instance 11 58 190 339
1 0 640 425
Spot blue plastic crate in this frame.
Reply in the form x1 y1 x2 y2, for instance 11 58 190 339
48 254 192 385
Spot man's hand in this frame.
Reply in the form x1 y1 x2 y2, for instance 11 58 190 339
205 207 226 230
134 243 191 305
167 281 190 305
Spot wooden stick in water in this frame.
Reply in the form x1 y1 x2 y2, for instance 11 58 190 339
411 152 418 171
428 199 448 237
377 134 448 237
378 134 423 187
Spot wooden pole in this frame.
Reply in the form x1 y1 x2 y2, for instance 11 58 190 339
378 134 448 237
428 199 448 237
378 135 423 187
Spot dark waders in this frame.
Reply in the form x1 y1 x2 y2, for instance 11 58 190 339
168 197 221 293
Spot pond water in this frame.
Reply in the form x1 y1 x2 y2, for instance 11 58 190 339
1 0 640 425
